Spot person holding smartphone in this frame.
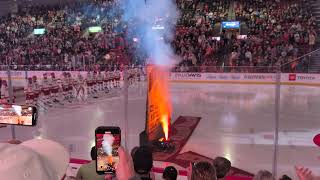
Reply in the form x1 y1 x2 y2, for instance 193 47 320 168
76 146 105 180
95 127 121 175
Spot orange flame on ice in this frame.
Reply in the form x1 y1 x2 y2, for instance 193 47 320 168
161 114 169 141
147 65 171 141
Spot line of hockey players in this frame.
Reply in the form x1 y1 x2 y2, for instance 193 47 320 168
22 68 144 108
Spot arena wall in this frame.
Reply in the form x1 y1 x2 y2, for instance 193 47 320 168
2 71 320 88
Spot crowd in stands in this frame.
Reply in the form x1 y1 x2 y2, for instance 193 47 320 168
0 0 128 71
175 0 317 73
0 0 317 73
233 0 317 72
1 138 319 180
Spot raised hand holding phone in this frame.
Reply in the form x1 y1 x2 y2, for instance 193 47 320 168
95 126 121 175
105 146 134 180
0 105 37 126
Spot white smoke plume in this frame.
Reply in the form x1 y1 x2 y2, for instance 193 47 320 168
121 0 180 65
12 105 22 116
102 133 115 156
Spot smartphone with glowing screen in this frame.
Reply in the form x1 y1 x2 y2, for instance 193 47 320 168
0 105 37 126
95 126 121 175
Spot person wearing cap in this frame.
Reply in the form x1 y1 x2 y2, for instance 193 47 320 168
76 146 105 180
0 139 69 180
163 166 178 180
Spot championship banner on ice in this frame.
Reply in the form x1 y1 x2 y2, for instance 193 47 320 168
146 65 171 142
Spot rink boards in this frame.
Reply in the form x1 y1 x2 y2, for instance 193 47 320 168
1 71 320 87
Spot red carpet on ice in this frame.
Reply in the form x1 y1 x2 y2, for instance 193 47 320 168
153 116 201 161
153 116 254 178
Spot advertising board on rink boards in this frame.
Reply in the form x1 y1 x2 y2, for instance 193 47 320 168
171 73 276 83
171 73 320 86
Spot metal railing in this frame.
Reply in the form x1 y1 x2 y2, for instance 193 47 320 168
1 48 320 74
0 65 278 73
280 48 320 73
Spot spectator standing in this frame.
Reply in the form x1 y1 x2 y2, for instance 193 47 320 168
309 33 316 49
76 146 105 180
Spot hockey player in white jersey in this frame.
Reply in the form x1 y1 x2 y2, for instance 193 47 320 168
61 72 71 102
108 71 114 89
114 69 121 88
128 68 134 85
67 73 75 100
40 73 52 105
103 70 109 93
0 80 9 103
25 78 35 105
75 73 87 101
50 72 61 103
97 71 104 91
92 71 99 94
86 71 93 95
32 76 40 104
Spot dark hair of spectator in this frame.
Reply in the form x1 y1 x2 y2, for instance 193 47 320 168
212 156 231 179
279 175 292 180
90 146 97 161
133 146 153 175
162 166 178 180
131 146 139 158
192 161 217 180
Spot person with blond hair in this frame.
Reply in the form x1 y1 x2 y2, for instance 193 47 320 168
253 170 274 180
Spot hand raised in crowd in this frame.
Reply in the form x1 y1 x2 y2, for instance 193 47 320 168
105 146 134 180
295 166 317 180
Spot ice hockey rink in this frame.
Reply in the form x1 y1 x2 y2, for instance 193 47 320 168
0 81 319 178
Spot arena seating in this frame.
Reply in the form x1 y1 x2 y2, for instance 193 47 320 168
0 0 317 72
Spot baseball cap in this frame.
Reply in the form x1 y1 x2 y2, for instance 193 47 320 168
0 139 69 180
133 146 153 174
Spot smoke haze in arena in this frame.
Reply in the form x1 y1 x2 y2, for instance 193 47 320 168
121 0 180 65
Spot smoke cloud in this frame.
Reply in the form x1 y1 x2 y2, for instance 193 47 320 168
12 105 22 116
102 134 115 156
121 0 180 65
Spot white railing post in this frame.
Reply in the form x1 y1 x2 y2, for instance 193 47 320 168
272 65 281 178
